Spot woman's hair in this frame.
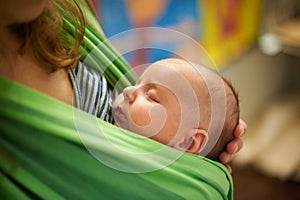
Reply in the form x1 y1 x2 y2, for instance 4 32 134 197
9 0 90 72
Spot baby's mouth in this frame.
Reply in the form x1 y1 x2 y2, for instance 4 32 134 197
113 106 127 126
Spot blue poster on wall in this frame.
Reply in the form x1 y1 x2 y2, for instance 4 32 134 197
97 0 201 69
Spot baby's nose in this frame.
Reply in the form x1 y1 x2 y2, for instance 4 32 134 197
123 86 136 102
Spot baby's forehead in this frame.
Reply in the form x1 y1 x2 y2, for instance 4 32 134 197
139 65 190 91
139 59 226 101
141 59 205 82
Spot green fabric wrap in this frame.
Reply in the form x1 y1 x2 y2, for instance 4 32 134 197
0 78 233 199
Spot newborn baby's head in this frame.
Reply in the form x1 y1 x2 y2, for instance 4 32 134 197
113 58 239 159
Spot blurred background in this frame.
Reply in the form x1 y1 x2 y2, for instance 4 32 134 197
93 0 300 199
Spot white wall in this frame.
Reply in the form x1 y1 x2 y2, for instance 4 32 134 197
221 48 289 123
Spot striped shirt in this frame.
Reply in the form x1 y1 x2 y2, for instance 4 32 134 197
69 61 114 123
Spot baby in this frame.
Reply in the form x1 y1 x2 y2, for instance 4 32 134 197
113 58 239 160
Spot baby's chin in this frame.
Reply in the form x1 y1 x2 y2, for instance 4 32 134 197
113 119 123 128
114 121 120 127
113 118 129 131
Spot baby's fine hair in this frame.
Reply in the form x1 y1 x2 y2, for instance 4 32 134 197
206 77 240 160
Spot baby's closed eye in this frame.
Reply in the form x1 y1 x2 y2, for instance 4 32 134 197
145 89 159 103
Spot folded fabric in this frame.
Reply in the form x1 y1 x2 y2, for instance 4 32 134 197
0 78 233 199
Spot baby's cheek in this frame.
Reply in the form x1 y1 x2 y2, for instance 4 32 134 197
129 106 151 127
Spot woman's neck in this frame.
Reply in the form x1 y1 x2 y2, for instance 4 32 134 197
0 25 23 79
0 25 73 106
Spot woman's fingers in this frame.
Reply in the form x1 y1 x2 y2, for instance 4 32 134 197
234 119 247 137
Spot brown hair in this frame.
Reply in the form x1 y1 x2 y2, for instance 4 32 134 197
9 0 89 72
206 77 240 160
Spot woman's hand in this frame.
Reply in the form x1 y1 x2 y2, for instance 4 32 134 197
219 119 247 173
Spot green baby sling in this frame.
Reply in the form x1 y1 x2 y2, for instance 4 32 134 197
0 3 233 200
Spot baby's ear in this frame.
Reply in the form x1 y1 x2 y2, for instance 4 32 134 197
178 129 208 154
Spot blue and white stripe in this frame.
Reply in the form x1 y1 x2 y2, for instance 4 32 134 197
69 61 114 122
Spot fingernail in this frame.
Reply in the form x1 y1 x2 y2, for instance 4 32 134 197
240 130 245 137
233 146 238 153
